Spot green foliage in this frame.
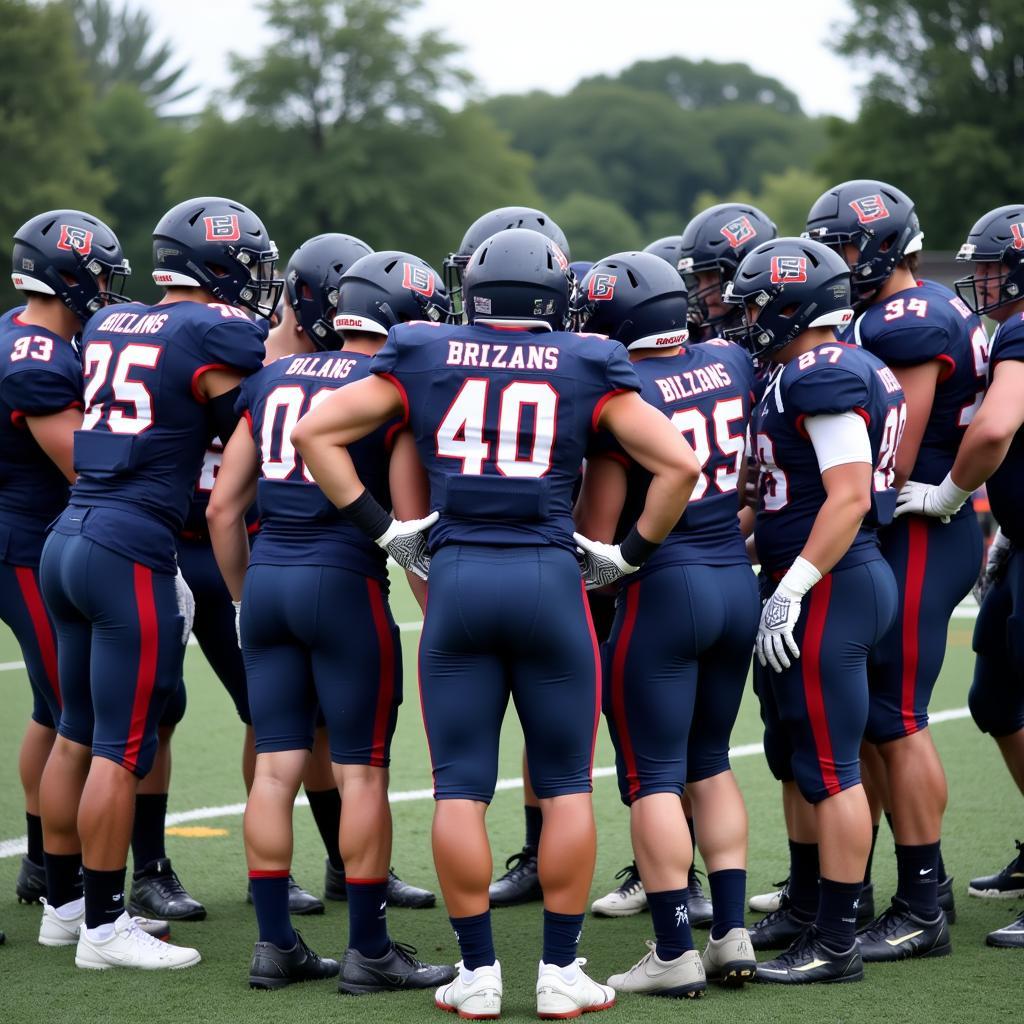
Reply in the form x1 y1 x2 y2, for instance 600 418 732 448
547 194 645 263
694 167 830 237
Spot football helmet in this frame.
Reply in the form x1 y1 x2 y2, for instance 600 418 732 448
152 197 283 318
954 205 1024 315
285 233 374 349
11 210 131 321
804 180 922 301
333 251 451 335
722 237 853 357
643 235 684 269
574 251 689 350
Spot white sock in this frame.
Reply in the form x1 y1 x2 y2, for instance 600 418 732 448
54 897 84 920
85 922 115 942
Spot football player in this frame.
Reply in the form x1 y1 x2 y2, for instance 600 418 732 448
207 249 452 991
574 252 759 995
642 235 684 269
727 237 905 984
292 227 700 1018
894 204 1024 948
36 197 273 969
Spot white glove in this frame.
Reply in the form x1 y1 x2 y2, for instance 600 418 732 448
894 474 971 523
756 556 822 672
376 511 439 581
232 600 241 646
174 567 195 646
974 529 1013 605
573 533 639 590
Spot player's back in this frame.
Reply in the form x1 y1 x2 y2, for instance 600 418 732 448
370 320 640 551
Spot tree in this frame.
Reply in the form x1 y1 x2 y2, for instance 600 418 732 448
693 167 830 237
548 194 645 262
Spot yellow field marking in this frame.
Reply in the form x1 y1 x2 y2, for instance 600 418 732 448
165 826 228 838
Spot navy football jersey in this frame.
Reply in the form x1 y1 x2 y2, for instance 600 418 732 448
598 340 755 569
179 441 259 540
851 280 989 494
239 351 397 580
0 307 83 563
984 313 1024 546
752 342 907 575
370 322 641 552
66 301 266 570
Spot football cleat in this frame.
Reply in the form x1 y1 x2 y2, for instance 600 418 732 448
701 927 757 986
686 870 713 929
986 909 1024 949
324 860 346 901
489 846 542 908
607 941 706 999
938 875 956 923
591 862 646 917
749 879 788 914
749 899 814 951
249 932 340 990
129 858 206 922
39 898 169 947
750 880 875 924
74 911 200 970
755 927 862 984
16 856 47 904
338 940 455 994
386 868 436 909
856 898 951 962
436 960 502 1019
246 874 324 916
537 958 615 1018
968 841 1024 898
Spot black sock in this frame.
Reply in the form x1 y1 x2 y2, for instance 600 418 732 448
815 877 861 951
346 877 390 958
542 909 585 967
131 793 168 872
26 812 44 865
686 817 699 887
83 866 127 930
647 888 694 959
937 843 947 881
250 871 296 948
708 869 746 939
787 840 820 918
884 810 894 835
450 911 495 971
524 804 542 851
44 851 83 907
895 842 940 917
864 824 879 885
306 788 344 871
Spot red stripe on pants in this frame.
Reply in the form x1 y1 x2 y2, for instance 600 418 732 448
366 578 396 768
801 575 841 797
122 565 159 773
14 566 61 709
610 583 642 802
900 519 929 735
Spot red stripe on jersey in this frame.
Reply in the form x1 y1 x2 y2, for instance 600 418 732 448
610 582 642 802
591 389 630 432
14 566 61 710
936 353 956 383
900 518 929 735
366 577 396 768
801 575 841 797
122 564 159 773
190 363 232 403
581 579 602 777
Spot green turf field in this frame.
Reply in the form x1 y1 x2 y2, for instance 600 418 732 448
0 576 1020 1022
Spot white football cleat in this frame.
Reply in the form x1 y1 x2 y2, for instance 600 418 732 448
435 960 502 1019
701 927 757 985
590 863 646 917
749 881 787 914
607 942 705 999
38 898 169 947
537 958 615 1019
74 912 199 970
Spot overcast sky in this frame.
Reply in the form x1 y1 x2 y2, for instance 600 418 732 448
139 0 864 119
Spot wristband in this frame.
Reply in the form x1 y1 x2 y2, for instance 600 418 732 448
620 526 660 569
937 473 972 514
779 556 822 598
338 488 393 540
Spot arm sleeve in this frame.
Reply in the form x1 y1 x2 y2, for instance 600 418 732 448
804 411 873 473
0 364 82 417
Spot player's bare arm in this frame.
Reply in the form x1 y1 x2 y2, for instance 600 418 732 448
207 419 259 601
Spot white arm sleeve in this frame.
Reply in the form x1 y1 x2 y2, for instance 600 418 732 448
804 411 873 473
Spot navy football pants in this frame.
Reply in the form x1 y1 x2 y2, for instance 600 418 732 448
419 544 599 802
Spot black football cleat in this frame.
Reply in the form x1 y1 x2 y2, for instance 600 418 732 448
750 898 814 951
986 909 1024 949
969 841 1024 899
324 860 347 902
756 927 863 984
129 858 207 921
386 869 436 909
687 869 714 929
938 875 956 924
337 940 456 994
249 932 340 990
856 881 875 927
16 856 47 904
856 898 951 962
489 846 542 908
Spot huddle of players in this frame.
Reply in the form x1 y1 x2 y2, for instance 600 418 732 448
0 181 1022 1013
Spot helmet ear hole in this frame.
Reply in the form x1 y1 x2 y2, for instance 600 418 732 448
206 262 230 279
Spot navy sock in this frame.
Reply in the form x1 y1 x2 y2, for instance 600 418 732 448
815 877 861 951
306 788 344 871
346 877 390 957
864 824 879 885
708 869 746 939
131 793 168 871
787 840 819 918
937 843 947 881
647 888 694 960
249 871 296 949
524 804 542 851
26 812 44 865
686 818 699 886
542 909 585 967
884 810 894 835
895 842 940 917
44 851 82 907
83 866 127 930
450 911 495 971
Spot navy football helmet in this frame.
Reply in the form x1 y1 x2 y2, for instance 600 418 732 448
954 205 1024 316
678 205 777 332
285 233 374 349
152 197 283 318
643 235 684 269
445 207 570 316
334 251 451 336
803 180 922 301
722 238 853 357
462 228 572 332
574 252 689 350
11 209 130 322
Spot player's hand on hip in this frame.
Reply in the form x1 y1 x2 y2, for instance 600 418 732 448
573 533 639 590
232 600 241 647
756 582 803 672
894 474 970 523
376 511 439 581
174 567 195 646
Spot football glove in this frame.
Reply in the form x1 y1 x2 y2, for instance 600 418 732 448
894 475 971 523
376 511 438 581
573 533 640 590
756 583 803 672
974 528 1013 606
174 567 195 646
232 600 241 646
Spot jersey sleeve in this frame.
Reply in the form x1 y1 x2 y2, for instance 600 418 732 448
991 317 1024 366
859 313 950 368
0 347 82 419
369 327 402 379
199 313 268 377
603 344 642 394
783 362 871 420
